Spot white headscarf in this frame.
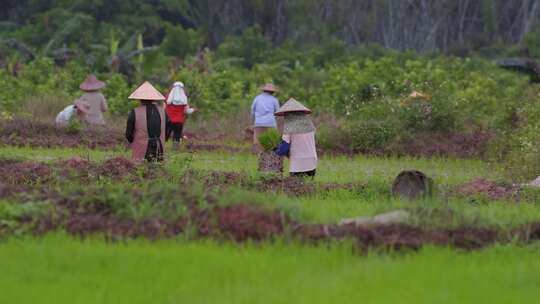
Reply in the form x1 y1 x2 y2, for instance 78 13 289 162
166 81 188 105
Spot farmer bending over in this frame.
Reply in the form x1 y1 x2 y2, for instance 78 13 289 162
274 98 318 178
55 100 91 128
76 74 108 126
251 83 280 152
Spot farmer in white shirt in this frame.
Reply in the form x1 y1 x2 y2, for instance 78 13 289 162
55 100 91 128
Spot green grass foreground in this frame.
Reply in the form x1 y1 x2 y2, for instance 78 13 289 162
0 235 539 304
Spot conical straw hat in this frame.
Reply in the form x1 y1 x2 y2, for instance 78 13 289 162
79 74 106 91
261 83 278 92
128 81 165 101
275 98 311 116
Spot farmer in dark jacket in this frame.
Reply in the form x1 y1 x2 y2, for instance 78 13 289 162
125 81 170 163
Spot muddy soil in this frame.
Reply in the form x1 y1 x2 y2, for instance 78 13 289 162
0 119 250 153
0 157 138 185
318 130 492 159
1 119 492 158
15 197 540 251
0 157 361 198
1 171 539 251
182 169 364 196
456 178 519 200
184 142 250 154
0 119 124 149
391 131 492 159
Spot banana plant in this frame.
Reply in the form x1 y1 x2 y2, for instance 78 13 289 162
107 32 158 79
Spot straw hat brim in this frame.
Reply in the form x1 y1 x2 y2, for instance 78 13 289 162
261 84 278 92
274 98 312 116
80 81 106 91
128 81 165 101
80 75 106 91
275 109 311 116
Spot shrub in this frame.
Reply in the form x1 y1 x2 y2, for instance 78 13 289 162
215 26 272 69
342 119 398 153
316 124 346 152
161 25 204 59
102 73 134 115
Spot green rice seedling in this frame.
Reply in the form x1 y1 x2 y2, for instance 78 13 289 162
258 129 282 152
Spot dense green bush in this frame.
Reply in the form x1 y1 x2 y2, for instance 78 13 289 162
161 25 204 59
102 73 134 115
216 26 272 69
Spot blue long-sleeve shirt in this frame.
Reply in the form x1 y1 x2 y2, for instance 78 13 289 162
251 93 280 127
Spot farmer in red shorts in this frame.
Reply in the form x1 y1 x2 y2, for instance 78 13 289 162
164 81 197 150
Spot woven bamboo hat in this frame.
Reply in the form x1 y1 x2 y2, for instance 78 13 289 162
275 98 311 116
79 74 106 91
128 81 165 101
261 83 278 92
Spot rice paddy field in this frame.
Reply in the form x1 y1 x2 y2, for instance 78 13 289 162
1 133 540 303
1 236 540 304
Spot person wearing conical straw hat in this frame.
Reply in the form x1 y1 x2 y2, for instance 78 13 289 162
251 83 280 152
274 98 317 178
125 81 170 163
164 81 197 150
76 74 108 126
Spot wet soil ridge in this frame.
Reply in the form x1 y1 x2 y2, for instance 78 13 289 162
0 158 363 196
181 169 364 196
456 178 520 200
319 130 491 159
1 119 491 158
0 157 138 184
12 199 540 251
0 158 519 200
0 119 124 149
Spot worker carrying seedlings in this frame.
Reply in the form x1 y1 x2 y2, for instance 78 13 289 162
274 98 317 178
125 81 169 163
76 74 108 126
164 81 197 150
251 83 280 152
55 100 91 128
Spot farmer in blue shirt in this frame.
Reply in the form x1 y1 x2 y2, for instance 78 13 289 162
251 83 280 152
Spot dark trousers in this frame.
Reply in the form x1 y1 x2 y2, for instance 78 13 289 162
145 138 164 162
290 169 316 178
166 122 184 142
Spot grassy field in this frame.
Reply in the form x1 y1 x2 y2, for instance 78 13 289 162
1 235 539 304
1 145 538 227
0 145 502 184
2 144 540 303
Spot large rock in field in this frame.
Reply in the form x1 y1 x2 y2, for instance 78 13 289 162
392 170 433 200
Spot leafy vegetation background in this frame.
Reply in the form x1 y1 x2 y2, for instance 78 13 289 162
3 0 540 179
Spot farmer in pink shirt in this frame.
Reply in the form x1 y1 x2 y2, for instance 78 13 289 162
274 98 317 178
